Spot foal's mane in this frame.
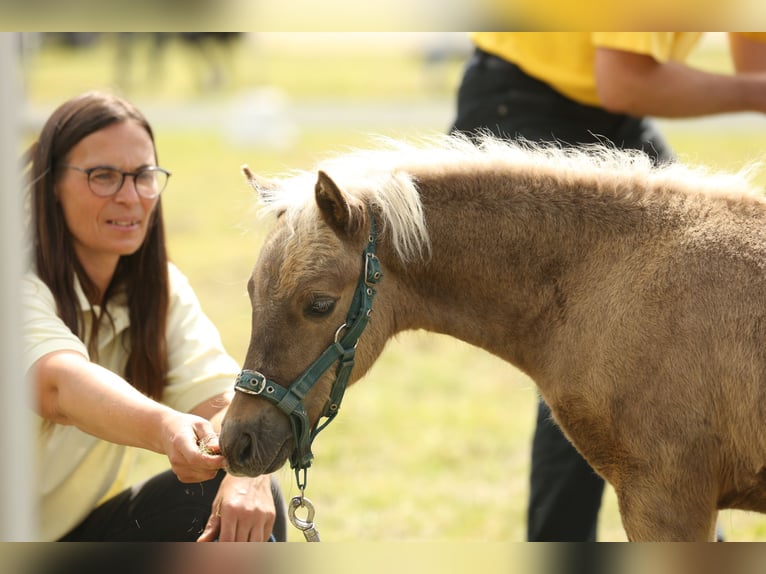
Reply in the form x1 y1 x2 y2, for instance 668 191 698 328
257 133 761 262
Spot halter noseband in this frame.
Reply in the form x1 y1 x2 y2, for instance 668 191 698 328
234 210 382 488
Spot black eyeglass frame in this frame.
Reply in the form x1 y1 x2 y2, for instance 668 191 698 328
61 164 172 199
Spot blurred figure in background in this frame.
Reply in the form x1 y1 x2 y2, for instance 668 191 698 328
24 90 285 541
114 32 243 93
450 32 766 541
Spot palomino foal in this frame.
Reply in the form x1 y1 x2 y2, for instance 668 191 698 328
221 135 766 541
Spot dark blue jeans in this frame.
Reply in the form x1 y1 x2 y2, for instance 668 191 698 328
451 47 673 541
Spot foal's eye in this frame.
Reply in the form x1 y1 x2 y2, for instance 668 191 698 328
306 296 337 317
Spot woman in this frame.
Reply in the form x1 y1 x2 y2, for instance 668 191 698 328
23 90 286 541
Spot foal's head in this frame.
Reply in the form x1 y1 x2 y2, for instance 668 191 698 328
221 167 391 476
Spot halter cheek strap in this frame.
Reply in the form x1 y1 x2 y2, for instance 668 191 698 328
234 210 382 489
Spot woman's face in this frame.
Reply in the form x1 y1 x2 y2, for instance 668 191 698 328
55 120 160 279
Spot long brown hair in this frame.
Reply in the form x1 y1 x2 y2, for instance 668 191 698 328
27 90 169 400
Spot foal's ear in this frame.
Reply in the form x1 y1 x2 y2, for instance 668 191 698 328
241 165 278 198
315 170 364 237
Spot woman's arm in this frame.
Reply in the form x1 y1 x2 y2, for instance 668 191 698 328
33 349 224 483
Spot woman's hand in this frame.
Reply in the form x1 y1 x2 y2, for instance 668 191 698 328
197 473 277 542
158 412 226 483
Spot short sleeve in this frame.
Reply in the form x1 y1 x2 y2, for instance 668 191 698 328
161 263 241 413
592 32 703 62
733 33 766 42
22 273 88 375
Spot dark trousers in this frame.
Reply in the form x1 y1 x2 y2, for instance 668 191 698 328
59 469 287 541
450 48 673 542
451 48 674 159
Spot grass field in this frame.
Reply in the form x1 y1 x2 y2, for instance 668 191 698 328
21 33 766 541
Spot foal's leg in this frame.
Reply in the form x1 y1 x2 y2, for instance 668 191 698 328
614 481 718 541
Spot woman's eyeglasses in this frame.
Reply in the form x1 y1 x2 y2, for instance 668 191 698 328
61 164 171 199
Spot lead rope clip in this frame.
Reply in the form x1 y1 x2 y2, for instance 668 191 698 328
288 489 321 542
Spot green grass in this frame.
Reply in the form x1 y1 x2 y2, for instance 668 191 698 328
22 33 766 542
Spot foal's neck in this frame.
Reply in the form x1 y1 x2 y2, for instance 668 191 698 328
386 169 650 369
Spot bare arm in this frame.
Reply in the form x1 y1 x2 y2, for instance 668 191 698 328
594 47 766 118
190 390 233 429
34 350 224 483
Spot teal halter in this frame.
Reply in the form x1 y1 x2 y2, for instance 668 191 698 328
234 212 382 489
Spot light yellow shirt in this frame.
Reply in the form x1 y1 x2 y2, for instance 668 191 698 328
23 262 240 541
472 32 706 107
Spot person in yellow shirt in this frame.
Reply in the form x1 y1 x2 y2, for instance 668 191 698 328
24 90 285 541
450 32 766 541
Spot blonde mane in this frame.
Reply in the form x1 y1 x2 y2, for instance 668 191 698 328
256 133 762 262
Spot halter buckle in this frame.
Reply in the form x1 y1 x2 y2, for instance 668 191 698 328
364 252 382 286
234 370 268 395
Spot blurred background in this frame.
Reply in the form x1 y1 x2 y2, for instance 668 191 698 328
4 32 766 548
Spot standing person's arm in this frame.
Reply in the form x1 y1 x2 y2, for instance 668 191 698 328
33 350 224 483
594 44 766 117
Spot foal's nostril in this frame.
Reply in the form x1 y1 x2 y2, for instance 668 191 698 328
233 432 254 464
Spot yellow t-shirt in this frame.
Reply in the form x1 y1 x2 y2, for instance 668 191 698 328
23 263 240 541
471 32 706 107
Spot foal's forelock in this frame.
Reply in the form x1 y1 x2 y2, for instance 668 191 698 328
259 163 431 265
